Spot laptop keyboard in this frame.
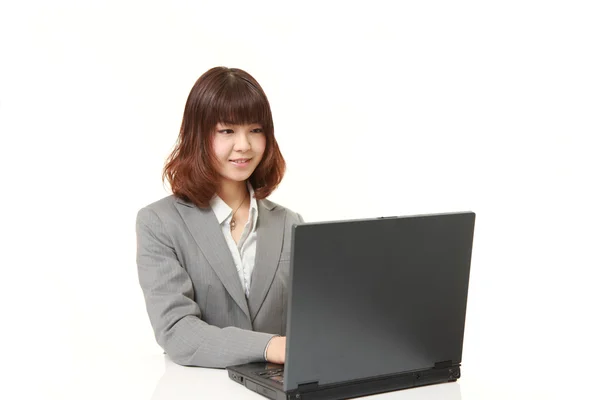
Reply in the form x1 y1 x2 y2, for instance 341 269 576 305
254 367 284 384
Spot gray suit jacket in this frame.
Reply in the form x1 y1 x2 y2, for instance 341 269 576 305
136 195 303 368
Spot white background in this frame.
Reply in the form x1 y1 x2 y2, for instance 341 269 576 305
1 1 598 399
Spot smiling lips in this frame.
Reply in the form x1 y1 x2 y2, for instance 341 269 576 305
230 158 252 166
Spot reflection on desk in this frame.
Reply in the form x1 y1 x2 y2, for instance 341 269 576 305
150 356 463 400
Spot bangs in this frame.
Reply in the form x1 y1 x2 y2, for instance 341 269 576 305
208 77 271 128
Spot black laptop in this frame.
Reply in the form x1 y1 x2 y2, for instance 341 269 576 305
227 211 476 400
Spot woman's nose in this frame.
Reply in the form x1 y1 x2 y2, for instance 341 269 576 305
234 134 251 151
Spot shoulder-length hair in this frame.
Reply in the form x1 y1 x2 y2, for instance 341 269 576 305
163 67 286 208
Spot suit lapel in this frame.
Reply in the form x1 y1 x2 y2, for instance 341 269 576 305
248 200 286 322
174 200 251 321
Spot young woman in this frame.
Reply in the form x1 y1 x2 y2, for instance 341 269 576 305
136 67 303 368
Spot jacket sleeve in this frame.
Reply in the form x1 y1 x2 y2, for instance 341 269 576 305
135 207 276 368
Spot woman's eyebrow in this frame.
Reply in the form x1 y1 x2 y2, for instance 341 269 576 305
220 122 262 127
218 121 262 127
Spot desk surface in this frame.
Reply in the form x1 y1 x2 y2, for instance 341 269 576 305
11 351 590 400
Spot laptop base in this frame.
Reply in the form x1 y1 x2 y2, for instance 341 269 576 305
228 362 460 400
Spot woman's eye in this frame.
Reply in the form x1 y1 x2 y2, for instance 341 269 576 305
218 129 234 134
251 128 263 133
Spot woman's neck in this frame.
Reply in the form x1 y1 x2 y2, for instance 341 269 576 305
217 180 249 210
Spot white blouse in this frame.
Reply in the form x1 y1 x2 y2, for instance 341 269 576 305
209 183 258 298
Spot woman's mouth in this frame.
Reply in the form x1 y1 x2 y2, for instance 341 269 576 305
230 158 252 167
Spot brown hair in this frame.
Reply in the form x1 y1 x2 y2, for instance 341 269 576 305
163 67 286 208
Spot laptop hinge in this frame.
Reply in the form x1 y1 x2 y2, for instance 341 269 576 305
297 381 319 392
434 360 453 369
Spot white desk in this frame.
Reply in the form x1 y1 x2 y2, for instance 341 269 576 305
22 352 586 400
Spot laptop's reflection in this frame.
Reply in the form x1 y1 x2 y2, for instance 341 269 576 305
150 356 463 400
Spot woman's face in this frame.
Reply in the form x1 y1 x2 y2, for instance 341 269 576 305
212 122 267 183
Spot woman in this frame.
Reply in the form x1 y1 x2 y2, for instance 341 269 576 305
136 67 303 368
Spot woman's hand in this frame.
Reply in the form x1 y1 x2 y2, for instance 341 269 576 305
265 336 286 364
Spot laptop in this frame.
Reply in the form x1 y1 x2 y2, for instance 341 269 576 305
227 211 476 400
